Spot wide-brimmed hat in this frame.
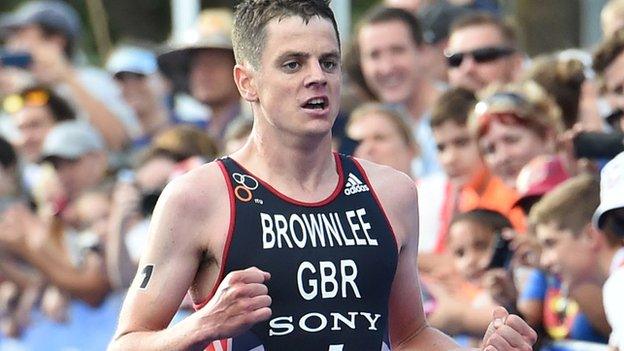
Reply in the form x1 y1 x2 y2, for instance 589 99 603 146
157 8 234 92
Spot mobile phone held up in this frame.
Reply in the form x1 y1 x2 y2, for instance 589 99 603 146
0 51 33 69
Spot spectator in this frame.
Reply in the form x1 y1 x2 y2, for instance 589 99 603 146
0 0 140 151
107 125 218 289
601 0 624 38
469 81 564 189
346 103 418 177
523 54 588 130
5 85 76 194
446 11 524 92
106 45 174 152
529 174 613 346
0 121 112 307
158 9 248 145
420 87 525 254
593 152 624 350
355 6 442 177
418 1 474 84
512 156 609 347
426 209 517 342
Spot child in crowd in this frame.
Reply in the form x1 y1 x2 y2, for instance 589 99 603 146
426 209 518 344
529 174 614 348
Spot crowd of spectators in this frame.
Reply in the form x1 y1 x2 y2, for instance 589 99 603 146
0 0 623 350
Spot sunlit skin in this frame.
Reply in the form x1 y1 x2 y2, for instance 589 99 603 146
535 221 597 286
358 20 424 106
12 105 56 162
478 119 553 188
348 112 415 176
447 24 520 91
447 220 496 283
433 121 483 186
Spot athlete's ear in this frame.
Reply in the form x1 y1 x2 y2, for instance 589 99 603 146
234 63 259 102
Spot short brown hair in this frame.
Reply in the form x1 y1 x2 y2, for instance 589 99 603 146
232 0 339 68
450 11 518 48
593 27 624 74
430 87 477 129
529 174 600 236
523 54 586 130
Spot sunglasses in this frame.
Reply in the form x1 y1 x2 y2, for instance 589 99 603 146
445 46 515 68
473 92 537 136
3 89 51 114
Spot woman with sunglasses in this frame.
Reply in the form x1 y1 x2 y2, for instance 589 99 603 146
469 80 565 189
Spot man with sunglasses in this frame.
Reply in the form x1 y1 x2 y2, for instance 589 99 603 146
446 12 523 92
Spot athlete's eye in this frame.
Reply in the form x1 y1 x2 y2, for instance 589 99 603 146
321 59 338 72
283 61 300 72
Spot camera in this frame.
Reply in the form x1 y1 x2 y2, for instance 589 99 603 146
0 51 33 69
573 131 624 160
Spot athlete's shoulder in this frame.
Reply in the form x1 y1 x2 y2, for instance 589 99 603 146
352 157 417 200
157 160 229 218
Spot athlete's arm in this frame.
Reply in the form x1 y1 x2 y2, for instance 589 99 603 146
358 160 537 351
109 164 271 351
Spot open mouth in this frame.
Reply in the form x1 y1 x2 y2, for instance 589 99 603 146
302 97 328 110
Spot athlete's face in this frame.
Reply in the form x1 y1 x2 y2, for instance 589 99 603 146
358 20 423 105
245 16 341 137
447 220 496 283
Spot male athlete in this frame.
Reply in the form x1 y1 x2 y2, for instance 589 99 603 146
109 1 536 350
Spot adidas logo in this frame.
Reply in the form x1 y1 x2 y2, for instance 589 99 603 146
344 173 369 195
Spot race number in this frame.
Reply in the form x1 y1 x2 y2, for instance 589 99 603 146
139 264 154 290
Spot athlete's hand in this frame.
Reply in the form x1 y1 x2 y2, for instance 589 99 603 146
195 267 272 341
481 307 537 351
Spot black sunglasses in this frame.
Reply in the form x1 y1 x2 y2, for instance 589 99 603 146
445 46 515 68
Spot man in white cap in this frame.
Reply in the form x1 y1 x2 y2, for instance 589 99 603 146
593 152 624 351
107 46 175 151
39 120 109 201
158 9 246 145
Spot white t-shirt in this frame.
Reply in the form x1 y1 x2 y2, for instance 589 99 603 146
604 248 624 350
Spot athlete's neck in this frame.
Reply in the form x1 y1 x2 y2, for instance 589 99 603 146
232 128 338 202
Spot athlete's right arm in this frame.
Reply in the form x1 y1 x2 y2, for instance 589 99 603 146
108 164 272 351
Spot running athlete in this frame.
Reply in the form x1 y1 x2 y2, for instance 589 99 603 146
109 1 536 350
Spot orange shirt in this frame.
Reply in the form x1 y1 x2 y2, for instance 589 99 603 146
434 167 526 253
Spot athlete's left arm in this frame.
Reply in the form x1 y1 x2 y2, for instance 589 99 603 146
358 160 537 351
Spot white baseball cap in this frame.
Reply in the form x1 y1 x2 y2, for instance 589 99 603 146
593 151 624 229
39 120 105 162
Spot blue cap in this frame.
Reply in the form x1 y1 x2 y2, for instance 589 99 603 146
106 46 158 77
0 1 81 43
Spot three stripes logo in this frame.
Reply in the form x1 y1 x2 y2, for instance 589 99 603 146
344 173 369 195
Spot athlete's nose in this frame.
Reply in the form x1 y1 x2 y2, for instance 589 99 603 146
304 62 328 88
